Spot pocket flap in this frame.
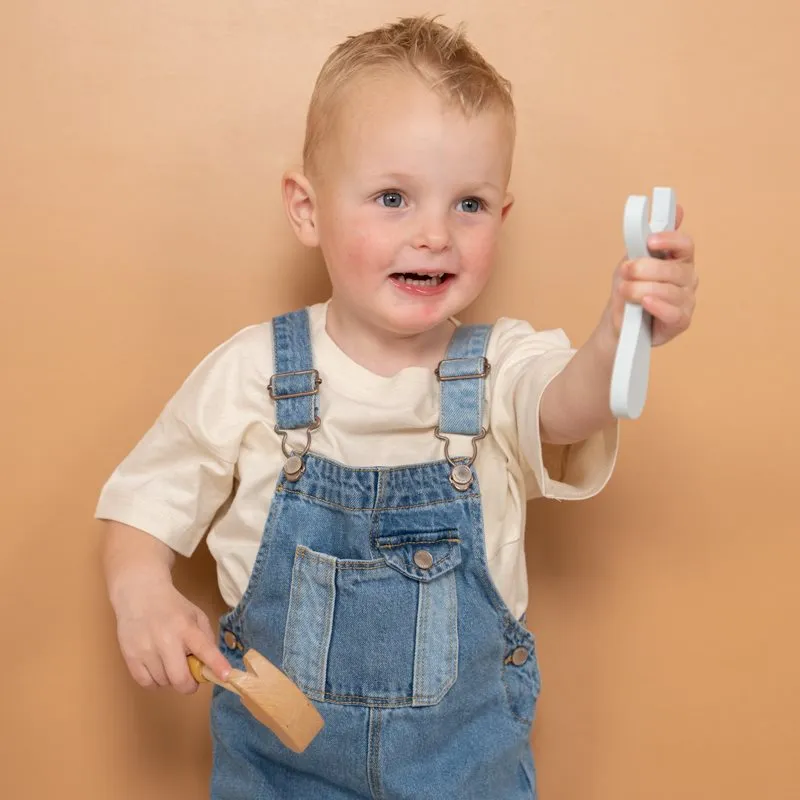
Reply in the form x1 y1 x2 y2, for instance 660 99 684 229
376 533 461 582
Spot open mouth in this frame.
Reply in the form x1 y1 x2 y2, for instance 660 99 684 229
390 272 453 287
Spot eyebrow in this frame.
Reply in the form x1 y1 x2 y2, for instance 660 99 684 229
373 173 502 194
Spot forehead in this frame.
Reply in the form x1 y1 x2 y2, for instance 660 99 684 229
318 69 514 183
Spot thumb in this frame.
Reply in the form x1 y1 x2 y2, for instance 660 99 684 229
185 627 232 683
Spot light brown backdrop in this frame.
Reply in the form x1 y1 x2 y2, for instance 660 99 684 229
2 1 798 798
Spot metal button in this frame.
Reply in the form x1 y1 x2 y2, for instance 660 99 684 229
284 454 304 481
413 549 434 570
223 630 239 650
511 646 529 666
450 464 473 491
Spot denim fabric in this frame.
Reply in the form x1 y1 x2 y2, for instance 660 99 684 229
209 308 541 799
270 309 319 429
437 322 493 435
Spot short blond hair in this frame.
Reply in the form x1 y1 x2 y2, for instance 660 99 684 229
302 15 515 173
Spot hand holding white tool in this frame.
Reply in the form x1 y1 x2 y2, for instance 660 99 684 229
609 187 677 420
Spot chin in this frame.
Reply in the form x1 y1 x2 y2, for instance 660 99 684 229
377 302 460 337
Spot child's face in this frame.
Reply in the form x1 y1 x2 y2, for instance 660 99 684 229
297 70 514 338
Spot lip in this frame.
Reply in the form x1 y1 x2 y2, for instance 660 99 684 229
389 274 454 297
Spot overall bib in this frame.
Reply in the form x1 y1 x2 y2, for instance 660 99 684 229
209 309 541 799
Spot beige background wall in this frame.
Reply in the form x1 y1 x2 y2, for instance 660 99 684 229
2 1 798 798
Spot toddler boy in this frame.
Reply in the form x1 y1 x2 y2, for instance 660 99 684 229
97 15 697 799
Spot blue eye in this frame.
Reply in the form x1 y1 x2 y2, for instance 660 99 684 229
378 192 404 208
458 197 483 213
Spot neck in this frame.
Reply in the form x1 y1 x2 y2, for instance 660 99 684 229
325 300 455 377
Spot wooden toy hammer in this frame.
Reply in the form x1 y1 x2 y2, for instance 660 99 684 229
187 649 324 753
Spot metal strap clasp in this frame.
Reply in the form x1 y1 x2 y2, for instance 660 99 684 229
275 416 321 482
434 357 490 382
434 426 487 491
267 368 321 400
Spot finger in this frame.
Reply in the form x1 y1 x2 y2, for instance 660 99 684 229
195 611 216 644
121 638 169 688
646 231 693 261
144 653 170 688
624 258 694 287
675 203 684 229
642 295 692 330
162 637 202 695
127 659 156 689
184 627 232 683
620 279 685 307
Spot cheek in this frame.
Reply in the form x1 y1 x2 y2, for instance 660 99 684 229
342 231 377 273
460 224 501 277
322 209 394 280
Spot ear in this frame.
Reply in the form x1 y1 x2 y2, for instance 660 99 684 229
282 170 319 247
501 192 514 222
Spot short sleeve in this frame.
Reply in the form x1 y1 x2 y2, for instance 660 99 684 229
94 324 270 556
487 318 619 502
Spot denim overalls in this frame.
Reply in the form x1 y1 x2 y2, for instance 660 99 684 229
209 308 541 799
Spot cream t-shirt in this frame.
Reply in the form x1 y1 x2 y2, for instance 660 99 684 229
95 301 618 619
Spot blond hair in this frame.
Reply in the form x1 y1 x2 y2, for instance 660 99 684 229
302 15 515 173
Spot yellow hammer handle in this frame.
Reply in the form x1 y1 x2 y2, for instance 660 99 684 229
187 654 241 696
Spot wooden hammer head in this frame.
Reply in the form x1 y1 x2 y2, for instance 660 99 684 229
188 649 324 753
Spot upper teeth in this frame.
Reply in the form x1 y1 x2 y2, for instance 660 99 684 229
396 273 446 286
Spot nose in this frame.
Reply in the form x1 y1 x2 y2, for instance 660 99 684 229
412 212 450 253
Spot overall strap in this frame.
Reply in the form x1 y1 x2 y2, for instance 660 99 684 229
436 323 493 436
267 308 320 431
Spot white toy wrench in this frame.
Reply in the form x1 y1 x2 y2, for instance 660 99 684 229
609 187 677 420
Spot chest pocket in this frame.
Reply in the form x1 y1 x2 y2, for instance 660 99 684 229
282 532 461 708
